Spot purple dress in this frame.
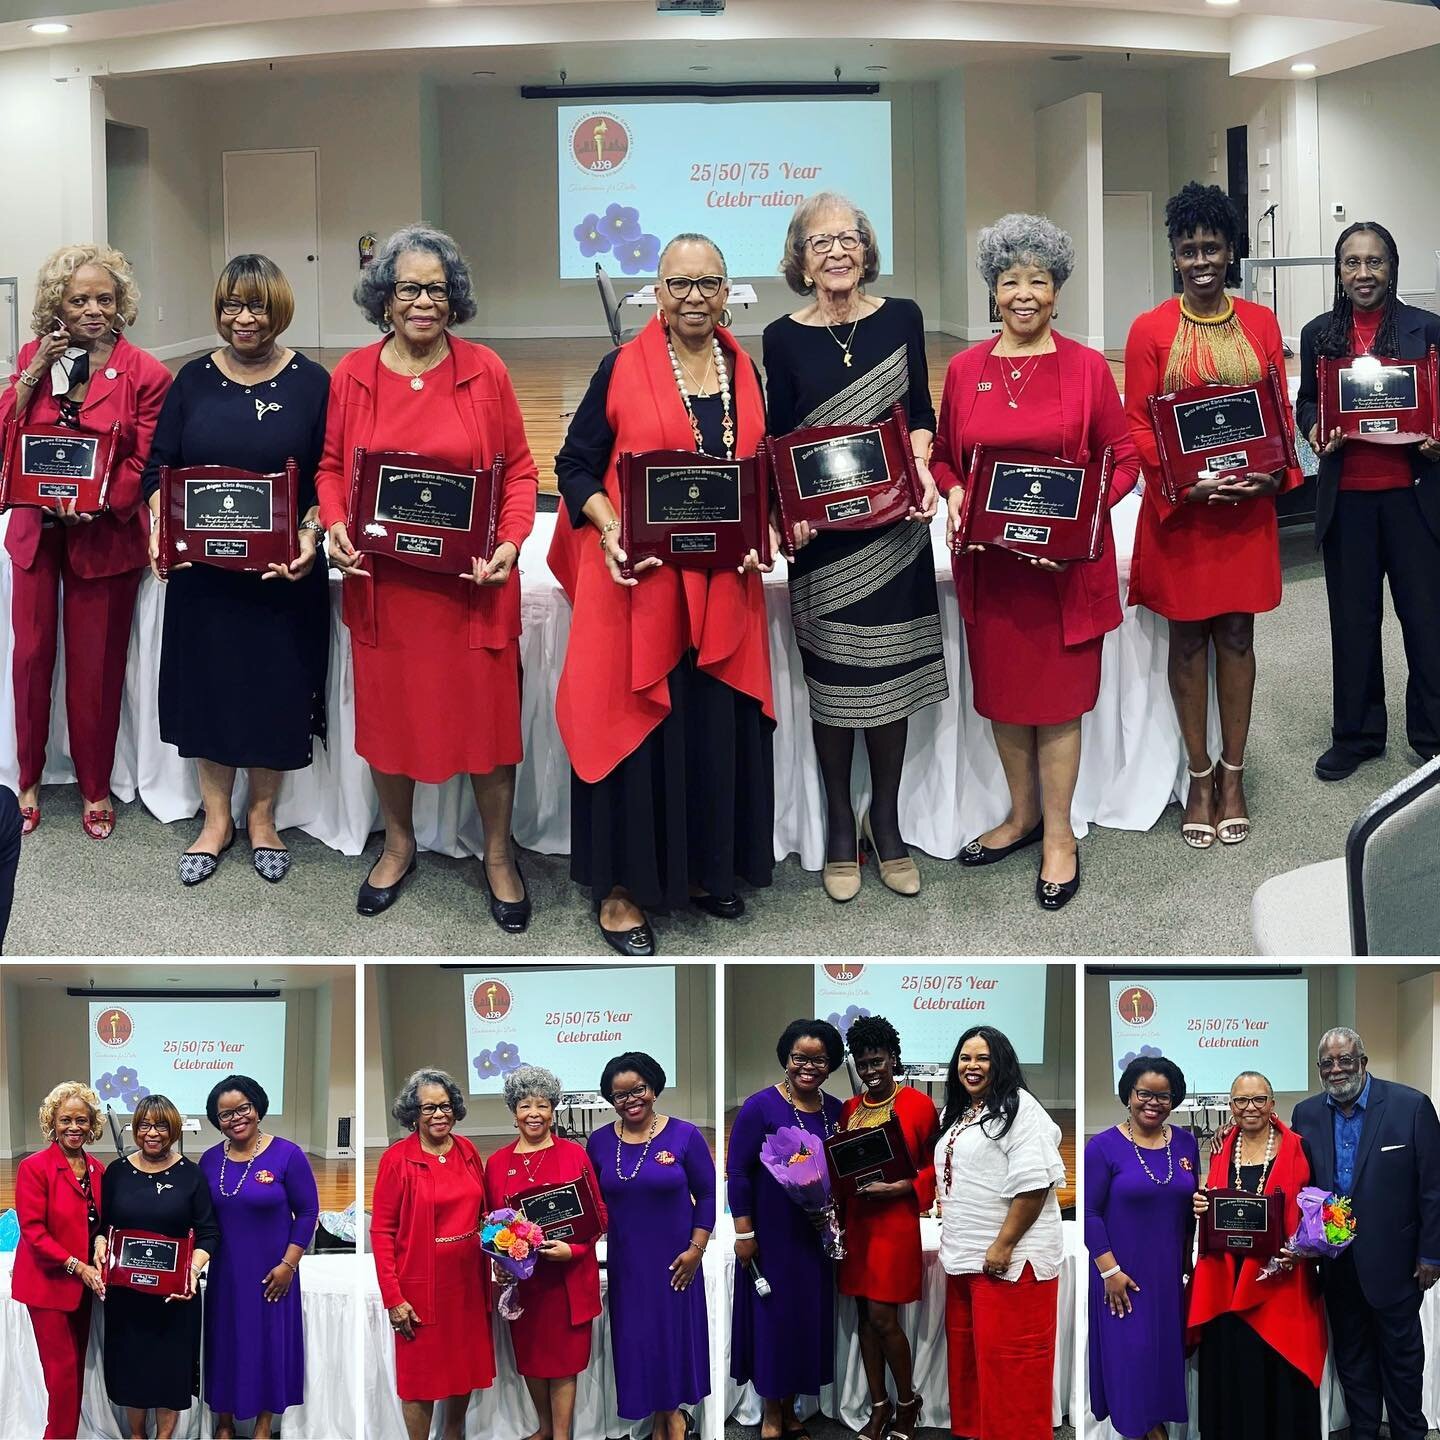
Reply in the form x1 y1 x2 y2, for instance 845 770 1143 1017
728 1085 843 1399
199 1135 319 1420
1084 1123 1199 1436
587 1116 715 1418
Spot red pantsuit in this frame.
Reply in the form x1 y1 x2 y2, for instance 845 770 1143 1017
27 1297 92 1439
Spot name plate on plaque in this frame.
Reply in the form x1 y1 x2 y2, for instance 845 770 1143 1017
347 448 501 573
158 461 299 577
955 446 1111 562
824 1116 918 1202
617 449 770 577
1198 1188 1285 1260
510 1172 603 1246
105 1225 195 1297
1317 347 1439 446
1148 365 1298 503
0 420 122 514
767 402 924 560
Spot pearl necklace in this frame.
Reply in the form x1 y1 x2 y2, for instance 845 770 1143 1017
1126 1118 1174 1186
218 1134 265 1198
615 1115 659 1182
782 1078 837 1139
1232 1122 1277 1193
668 336 735 459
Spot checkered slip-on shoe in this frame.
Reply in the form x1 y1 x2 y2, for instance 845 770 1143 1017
177 827 236 886
252 847 292 883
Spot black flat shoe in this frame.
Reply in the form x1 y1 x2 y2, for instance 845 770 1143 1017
691 891 744 919
599 918 656 957
1315 743 1383 781
252 847 291 884
959 819 1043 867
484 856 531 934
178 827 236 887
357 849 417 916
1036 851 1080 911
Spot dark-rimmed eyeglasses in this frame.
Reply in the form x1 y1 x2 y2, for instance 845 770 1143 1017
662 275 725 299
217 1102 255 1123
419 1102 455 1117
804 230 863 255
610 1083 651 1106
788 1053 831 1073
1132 1088 1173 1106
393 281 450 303
1318 1055 1362 1073
135 1121 171 1134
1229 1095 1272 1110
219 299 268 318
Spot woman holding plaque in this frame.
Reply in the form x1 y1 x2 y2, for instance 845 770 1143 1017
316 224 538 926
837 1016 937 1440
764 193 945 902
1296 221 1440 779
1188 1071 1325 1439
98 1094 219 1437
1124 184 1302 846
552 232 774 956
142 255 330 887
729 1019 845 1439
931 214 1140 911
484 1065 607 1440
3 244 171 841
1084 1055 1197 1440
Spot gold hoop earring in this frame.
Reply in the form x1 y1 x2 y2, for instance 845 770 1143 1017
719 307 734 329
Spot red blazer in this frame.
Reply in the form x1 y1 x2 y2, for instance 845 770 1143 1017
313 335 538 651
11 1142 105 1311
930 331 1141 648
2 333 171 578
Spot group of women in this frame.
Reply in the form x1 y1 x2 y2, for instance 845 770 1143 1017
13 1076 319 1438
727 1016 1067 1440
371 1055 712 1440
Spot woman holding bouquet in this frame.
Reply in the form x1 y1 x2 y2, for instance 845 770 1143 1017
485 1065 607 1440
729 1019 845 1440
837 1016 937 1440
1188 1071 1325 1438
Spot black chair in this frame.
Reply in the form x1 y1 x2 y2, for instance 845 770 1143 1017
595 263 633 348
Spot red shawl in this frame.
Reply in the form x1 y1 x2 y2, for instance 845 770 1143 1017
549 315 773 782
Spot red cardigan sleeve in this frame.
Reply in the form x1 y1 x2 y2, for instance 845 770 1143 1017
17 1159 72 1270
314 360 355 533
370 1146 407 1311
1122 308 1184 524
905 1089 939 1214
929 362 965 496
110 350 172 520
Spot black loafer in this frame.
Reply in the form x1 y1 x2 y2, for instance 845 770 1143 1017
178 827 236 887
599 919 656 957
485 857 532 934
357 850 418 916
959 819 1043 867
1036 851 1080 911
1315 744 1383 781
691 891 744 920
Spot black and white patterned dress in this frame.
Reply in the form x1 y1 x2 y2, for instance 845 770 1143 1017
762 297 948 728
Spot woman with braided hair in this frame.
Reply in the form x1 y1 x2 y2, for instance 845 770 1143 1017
1295 221 1440 778
1123 183 1303 849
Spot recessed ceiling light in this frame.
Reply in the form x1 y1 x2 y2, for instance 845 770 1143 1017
1205 1 1240 7
1291 61 1317 74
28 21 71 34
865 64 888 72
1050 53 1083 63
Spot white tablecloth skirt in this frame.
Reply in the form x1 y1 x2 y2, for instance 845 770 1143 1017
721 1215 1080 1431
0 1250 357 1439
0 493 1213 865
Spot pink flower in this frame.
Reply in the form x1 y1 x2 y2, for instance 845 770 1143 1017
509 1238 531 1260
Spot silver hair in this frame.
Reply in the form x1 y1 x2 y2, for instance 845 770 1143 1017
353 223 478 329
391 1067 466 1130
975 212 1076 291
659 232 728 277
1317 1026 1366 1060
502 1064 563 1112
1230 1070 1275 1098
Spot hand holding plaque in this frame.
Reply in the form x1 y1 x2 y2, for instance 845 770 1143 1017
1198 1187 1285 1260
0 420 122 515
955 446 1112 563
104 1225 196 1298
510 1171 604 1247
157 461 300 578
823 1117 917 1203
1317 346 1439 446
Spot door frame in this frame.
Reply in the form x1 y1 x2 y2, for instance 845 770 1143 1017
1102 189 1156 343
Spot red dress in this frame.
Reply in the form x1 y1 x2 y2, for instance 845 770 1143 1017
1124 298 1303 621
485 1137 606 1378
837 1084 938 1304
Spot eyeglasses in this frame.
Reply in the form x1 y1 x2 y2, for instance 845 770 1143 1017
217 1102 255 1123
804 230 863 255
1132 1088 1174 1106
1318 1055 1361 1073
1229 1096 1272 1109
661 275 726 299
788 1053 831 1073
135 1121 171 1135
393 281 450 303
419 1102 455 1117
610 1083 651 1105
219 299 268 318
1340 257 1388 274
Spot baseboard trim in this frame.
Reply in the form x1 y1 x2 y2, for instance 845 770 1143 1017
148 336 215 361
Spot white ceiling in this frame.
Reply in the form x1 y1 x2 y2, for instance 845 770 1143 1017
3 960 355 989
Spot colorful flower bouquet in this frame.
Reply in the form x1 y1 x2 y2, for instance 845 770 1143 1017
759 1125 845 1260
1258 1186 1357 1280
481 1207 548 1319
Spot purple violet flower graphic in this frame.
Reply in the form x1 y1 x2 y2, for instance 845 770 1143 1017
474 1050 501 1081
617 233 661 276
602 204 642 243
1117 1045 1164 1075
574 215 611 257
96 1072 122 1102
826 1005 872 1039
494 1042 523 1072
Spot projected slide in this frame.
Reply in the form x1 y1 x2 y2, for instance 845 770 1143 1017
557 101 893 280
813 964 1047 1065
1108 977 1309 1094
464 968 677 1095
89 1001 286 1116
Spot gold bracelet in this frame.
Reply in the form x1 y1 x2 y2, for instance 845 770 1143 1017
597 518 620 551
18 372 40 388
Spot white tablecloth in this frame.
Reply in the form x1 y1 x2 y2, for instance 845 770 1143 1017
0 492 1210 865
362 1248 718 1440
721 1215 1080 1431
0 1250 357 1439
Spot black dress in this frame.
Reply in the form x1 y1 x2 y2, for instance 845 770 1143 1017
762 297 948 728
555 349 775 911
102 1154 221 1412
142 354 331 770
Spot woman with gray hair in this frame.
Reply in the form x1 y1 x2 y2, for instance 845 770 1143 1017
931 213 1140 911
485 1065 608 1440
315 224 539 927
372 1067 495 1439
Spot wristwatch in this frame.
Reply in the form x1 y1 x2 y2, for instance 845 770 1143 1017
299 518 325 538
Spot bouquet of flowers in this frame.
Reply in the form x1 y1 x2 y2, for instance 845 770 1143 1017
759 1125 845 1260
1258 1186 1357 1280
481 1207 548 1319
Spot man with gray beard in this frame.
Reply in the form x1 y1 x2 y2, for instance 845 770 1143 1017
1290 1027 1440 1440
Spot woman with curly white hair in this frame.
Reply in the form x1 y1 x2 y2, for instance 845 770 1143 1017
931 213 1140 911
3 245 172 840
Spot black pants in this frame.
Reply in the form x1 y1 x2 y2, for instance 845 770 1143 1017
1322 487 1440 759
1323 1251 1429 1440
0 786 19 954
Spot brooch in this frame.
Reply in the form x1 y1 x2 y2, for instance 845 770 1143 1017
976 382 993 392
255 1170 276 1185
654 1151 676 1166
1179 1157 1193 1172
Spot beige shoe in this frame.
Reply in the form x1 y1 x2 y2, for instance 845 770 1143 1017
822 858 862 902
861 811 921 896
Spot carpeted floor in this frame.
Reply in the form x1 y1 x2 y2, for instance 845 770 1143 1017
5 531 1431 957
722 1421 1072 1440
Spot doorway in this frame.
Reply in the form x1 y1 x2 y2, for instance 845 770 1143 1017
1102 191 1155 353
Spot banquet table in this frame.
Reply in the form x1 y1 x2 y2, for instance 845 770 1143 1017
0 1249 357 1440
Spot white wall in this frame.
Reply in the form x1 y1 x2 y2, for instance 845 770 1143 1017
1036 92 1104 349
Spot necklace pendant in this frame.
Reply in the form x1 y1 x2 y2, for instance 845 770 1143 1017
1010 368 1022 381
843 351 853 367
410 377 425 391
437 1153 446 1163
1008 400 1019 410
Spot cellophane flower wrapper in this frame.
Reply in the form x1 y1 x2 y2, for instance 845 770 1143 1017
1258 1186 1356 1280
481 1207 547 1318
759 1125 846 1259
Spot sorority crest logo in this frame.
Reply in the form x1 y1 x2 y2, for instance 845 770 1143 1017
822 963 863 983
1117 987 1156 1026
470 979 513 1022
96 1008 134 1047
570 112 631 174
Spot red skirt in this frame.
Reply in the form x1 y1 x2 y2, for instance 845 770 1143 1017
507 1258 593 1378
395 1237 495 1402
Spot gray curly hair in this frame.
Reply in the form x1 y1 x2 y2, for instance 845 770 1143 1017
976 212 1075 291
391 1067 467 1130
502 1064 563 1112
354 223 478 329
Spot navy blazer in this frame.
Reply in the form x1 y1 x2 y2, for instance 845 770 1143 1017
1295 300 1440 546
1291 1075 1440 1309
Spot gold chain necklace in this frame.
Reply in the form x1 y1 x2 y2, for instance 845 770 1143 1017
389 337 450 391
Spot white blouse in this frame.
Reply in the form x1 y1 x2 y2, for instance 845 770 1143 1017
934 1088 1067 1282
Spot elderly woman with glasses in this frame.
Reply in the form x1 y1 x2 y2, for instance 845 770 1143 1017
729 1018 845 1440
316 224 539 927
372 1067 494 1440
485 1065 607 1440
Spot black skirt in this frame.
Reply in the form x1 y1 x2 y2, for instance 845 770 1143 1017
1196 1311 1322 1439
571 655 775 910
